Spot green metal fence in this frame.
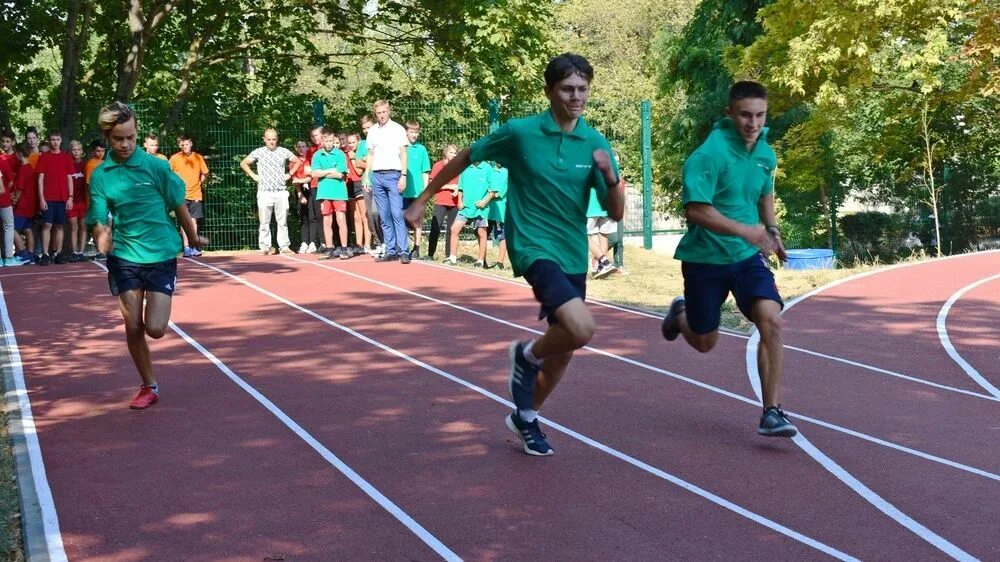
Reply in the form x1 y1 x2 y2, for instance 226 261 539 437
11 99 656 251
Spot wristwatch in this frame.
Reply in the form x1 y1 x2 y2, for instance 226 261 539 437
765 224 781 235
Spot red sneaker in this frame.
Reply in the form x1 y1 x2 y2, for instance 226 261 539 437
129 386 159 410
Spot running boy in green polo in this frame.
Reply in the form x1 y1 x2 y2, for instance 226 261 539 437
87 101 207 410
449 160 493 267
487 164 508 269
660 81 796 438
405 53 624 456
402 120 431 258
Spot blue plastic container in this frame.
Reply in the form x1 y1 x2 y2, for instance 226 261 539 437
784 249 835 270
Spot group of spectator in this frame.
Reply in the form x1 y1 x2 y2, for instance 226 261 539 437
0 127 210 266
1 97 624 276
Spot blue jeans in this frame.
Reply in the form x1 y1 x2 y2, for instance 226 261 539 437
371 170 407 255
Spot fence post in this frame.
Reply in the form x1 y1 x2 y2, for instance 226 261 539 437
313 100 325 127
488 99 500 133
640 100 653 250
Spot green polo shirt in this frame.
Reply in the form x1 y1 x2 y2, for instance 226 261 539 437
675 117 776 265
355 140 368 161
86 148 186 264
488 166 508 222
469 110 618 276
312 148 348 200
404 142 431 198
586 187 608 218
458 161 493 220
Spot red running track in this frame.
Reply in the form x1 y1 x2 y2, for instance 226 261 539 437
0 251 996 561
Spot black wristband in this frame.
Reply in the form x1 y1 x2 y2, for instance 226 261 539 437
766 224 780 235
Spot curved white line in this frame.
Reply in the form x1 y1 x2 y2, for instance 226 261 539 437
936 274 1000 398
282 255 998 482
745 253 1000 561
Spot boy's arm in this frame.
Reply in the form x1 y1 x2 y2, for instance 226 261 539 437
592 149 623 221
476 190 494 209
175 202 208 248
37 172 47 211
240 156 259 183
362 152 373 189
685 203 781 258
405 148 471 228
397 145 408 193
757 192 787 261
66 172 74 211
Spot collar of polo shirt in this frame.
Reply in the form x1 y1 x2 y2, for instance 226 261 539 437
539 109 589 140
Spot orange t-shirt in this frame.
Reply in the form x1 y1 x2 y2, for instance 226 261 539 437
28 152 41 169
169 151 209 201
84 158 103 184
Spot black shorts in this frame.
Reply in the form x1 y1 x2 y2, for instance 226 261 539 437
523 259 587 326
185 199 204 219
348 180 364 200
40 201 67 225
681 252 783 334
107 255 178 297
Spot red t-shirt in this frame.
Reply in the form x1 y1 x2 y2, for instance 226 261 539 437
13 165 38 218
306 145 321 188
36 151 74 201
0 153 20 179
0 158 13 207
343 147 361 182
430 160 460 206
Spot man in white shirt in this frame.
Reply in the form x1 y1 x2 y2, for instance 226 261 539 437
240 128 300 255
362 99 410 263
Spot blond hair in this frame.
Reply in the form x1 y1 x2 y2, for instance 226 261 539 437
97 102 135 134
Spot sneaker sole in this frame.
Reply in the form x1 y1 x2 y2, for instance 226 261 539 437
593 267 616 279
505 414 554 456
661 297 685 341
756 424 798 438
129 398 159 410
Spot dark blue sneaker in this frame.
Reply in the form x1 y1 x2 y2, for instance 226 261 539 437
757 406 798 437
508 340 539 411
661 296 686 341
506 411 553 456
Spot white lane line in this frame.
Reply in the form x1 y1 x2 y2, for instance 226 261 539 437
279 255 1000 482
936 274 1000 398
411 257 999 401
188 257 858 561
88 261 461 561
0 281 68 562
745 262 1000 561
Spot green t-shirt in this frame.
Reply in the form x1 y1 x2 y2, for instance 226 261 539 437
469 110 618 276
404 143 431 198
674 118 776 265
355 140 368 160
86 148 186 263
488 166 508 222
586 187 608 218
458 161 493 219
312 148 348 200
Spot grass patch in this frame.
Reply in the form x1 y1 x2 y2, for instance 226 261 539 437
0 407 23 562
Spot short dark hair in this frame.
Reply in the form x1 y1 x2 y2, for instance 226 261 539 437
89 139 106 150
729 81 768 104
16 142 30 158
0 130 13 141
25 126 38 137
144 132 158 141
177 133 192 142
359 114 373 125
321 127 335 136
544 53 594 89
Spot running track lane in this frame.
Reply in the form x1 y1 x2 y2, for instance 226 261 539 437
260 253 999 559
0 267 446 561
185 254 973 559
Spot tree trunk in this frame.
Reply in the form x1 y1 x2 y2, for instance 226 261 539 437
162 9 225 132
57 0 92 140
115 0 176 101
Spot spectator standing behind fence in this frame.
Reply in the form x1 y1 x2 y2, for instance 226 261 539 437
240 128 299 256
36 131 75 265
310 129 351 260
488 164 509 269
0 152 27 266
448 160 493 267
355 114 383 254
402 120 431 259
426 144 460 261
345 133 371 253
1 131 18 177
67 140 88 262
290 139 315 253
144 133 168 161
25 127 41 168
12 144 38 263
169 134 208 257
363 100 410 264
301 126 325 252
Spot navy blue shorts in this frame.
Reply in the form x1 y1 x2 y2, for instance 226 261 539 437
40 201 67 225
523 259 587 326
402 197 417 210
14 216 33 231
107 255 178 297
681 252 783 335
489 220 505 242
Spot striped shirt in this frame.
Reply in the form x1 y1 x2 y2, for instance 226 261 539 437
248 146 295 192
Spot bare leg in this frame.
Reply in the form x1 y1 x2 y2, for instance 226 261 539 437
528 299 595 409
68 217 79 253
448 218 465 259
336 211 348 249
497 239 507 265
40 223 52 254
753 298 784 408
323 213 334 248
52 225 64 255
117 289 155 386
476 227 487 262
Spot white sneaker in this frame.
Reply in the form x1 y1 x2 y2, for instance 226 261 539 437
298 242 308 254
594 262 617 279
444 256 458 265
306 242 317 253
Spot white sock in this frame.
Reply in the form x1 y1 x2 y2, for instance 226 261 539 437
522 340 541 367
518 408 538 423
146 383 159 394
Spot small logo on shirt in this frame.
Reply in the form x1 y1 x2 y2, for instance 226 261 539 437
575 164 592 169
136 182 154 188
